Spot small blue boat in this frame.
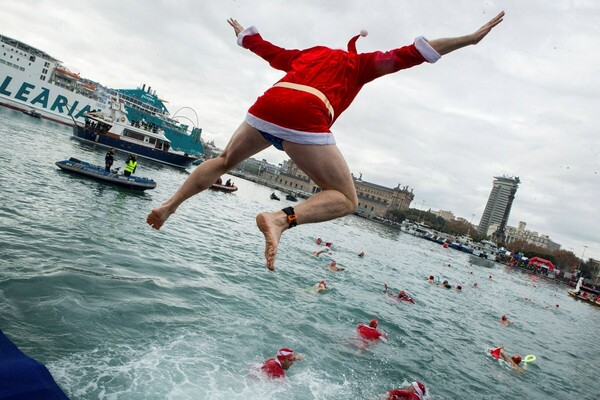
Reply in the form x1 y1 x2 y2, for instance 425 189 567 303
55 158 157 191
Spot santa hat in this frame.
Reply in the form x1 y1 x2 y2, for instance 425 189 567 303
369 319 378 328
320 280 327 286
276 348 295 361
347 30 368 53
412 381 426 399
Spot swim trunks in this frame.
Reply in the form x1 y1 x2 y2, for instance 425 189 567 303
259 130 285 151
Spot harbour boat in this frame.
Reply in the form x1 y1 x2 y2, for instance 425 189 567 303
286 193 298 202
270 192 280 201
72 100 197 169
23 108 41 118
0 34 204 156
210 184 238 193
55 158 157 190
568 290 600 307
468 254 495 268
471 240 499 261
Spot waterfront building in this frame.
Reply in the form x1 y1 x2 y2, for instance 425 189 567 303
488 221 561 252
477 176 520 242
353 174 414 219
432 210 455 221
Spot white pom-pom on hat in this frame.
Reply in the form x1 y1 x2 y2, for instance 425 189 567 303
360 29 368 37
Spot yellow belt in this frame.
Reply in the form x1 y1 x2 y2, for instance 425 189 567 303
273 82 335 121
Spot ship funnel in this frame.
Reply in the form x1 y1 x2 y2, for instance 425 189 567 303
148 86 152 94
142 83 146 91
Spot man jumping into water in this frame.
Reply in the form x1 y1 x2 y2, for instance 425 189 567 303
147 12 505 270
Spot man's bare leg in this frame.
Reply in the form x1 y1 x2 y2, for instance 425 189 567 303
257 142 358 270
147 122 269 230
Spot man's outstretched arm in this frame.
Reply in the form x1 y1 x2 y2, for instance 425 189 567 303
427 11 504 56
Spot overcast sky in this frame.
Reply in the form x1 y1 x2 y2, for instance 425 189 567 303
4 0 599 261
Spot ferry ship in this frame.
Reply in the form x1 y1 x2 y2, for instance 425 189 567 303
0 34 204 156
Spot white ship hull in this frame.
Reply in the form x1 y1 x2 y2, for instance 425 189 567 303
0 69 108 126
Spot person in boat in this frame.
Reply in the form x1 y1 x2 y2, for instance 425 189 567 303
215 177 223 185
385 381 427 400
490 345 523 370
146 12 506 271
260 348 303 379
314 280 327 292
105 147 115 172
225 178 232 186
500 315 514 326
357 319 387 342
328 260 345 271
124 154 137 177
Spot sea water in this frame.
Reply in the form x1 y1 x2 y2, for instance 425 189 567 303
0 107 598 399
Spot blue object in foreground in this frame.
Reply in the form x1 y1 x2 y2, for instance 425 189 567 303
0 329 69 399
55 158 157 191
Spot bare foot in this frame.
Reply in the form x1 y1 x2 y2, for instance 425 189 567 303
256 211 287 270
146 205 174 230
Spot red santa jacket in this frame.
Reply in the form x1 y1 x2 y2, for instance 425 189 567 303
238 26 440 143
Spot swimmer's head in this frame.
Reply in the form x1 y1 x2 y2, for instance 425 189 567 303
428 275 434 280
316 237 322 244
325 242 332 247
456 285 462 291
330 260 336 266
511 354 522 365
409 381 426 398
369 319 378 328
277 348 294 360
501 315 507 321
320 280 327 287
400 290 406 296
442 280 448 285
556 304 559 308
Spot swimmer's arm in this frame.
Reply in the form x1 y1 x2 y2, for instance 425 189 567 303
427 11 505 56
230 19 301 71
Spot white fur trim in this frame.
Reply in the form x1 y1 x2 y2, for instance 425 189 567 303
414 36 441 63
245 113 336 146
360 29 368 37
237 26 260 47
412 382 425 400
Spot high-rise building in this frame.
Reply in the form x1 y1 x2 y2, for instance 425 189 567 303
477 176 520 241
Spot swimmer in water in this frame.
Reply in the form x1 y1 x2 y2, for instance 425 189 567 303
473 282 478 288
456 285 462 292
427 275 435 283
313 242 333 257
260 348 303 379
358 251 365 257
328 260 345 271
316 237 322 245
490 345 523 370
441 280 452 289
500 315 514 326
357 319 387 342
384 283 415 303
385 381 427 400
314 280 327 292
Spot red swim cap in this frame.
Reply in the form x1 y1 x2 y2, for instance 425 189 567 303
411 381 426 398
429 275 434 280
512 355 522 365
276 348 295 361
501 315 507 321
325 242 332 247
456 285 462 291
369 319 378 328
320 280 327 286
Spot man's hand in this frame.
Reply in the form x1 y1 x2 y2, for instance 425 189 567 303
227 18 244 37
470 11 505 45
